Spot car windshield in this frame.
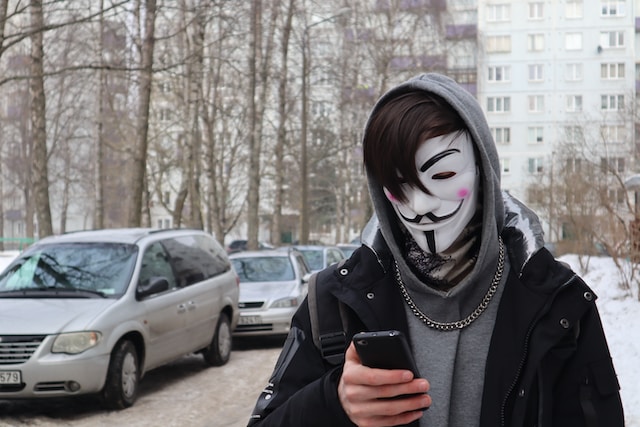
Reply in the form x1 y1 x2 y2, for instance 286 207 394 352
299 250 323 270
0 243 138 297
231 257 294 282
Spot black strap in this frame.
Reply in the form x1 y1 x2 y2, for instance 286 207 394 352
579 383 598 427
308 265 348 366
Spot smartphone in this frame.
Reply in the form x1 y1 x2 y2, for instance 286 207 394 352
352 330 420 377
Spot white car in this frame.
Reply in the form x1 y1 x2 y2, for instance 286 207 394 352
230 249 311 336
0 228 239 409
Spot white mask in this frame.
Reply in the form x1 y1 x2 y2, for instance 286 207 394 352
383 132 479 254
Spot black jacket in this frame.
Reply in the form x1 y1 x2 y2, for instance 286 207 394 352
247 239 624 427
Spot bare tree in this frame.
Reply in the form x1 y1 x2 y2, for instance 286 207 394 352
128 0 157 227
29 0 53 237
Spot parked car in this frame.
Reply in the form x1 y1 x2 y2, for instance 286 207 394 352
337 243 361 258
284 245 346 273
230 249 311 337
225 239 274 254
0 228 239 409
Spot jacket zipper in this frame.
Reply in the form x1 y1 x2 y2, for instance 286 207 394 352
499 273 577 427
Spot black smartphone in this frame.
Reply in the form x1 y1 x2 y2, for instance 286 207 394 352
352 330 421 377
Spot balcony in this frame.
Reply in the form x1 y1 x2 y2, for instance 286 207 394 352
390 55 446 71
376 0 446 12
445 24 477 40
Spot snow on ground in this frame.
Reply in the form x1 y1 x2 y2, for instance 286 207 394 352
558 254 639 427
0 251 637 425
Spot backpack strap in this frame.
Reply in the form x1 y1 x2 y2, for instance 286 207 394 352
308 262 349 366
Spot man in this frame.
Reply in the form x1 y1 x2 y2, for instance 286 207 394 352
247 73 624 426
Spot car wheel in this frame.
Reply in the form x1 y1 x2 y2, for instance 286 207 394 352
101 340 139 409
201 312 232 366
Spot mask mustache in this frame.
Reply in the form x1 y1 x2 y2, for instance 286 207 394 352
399 201 462 224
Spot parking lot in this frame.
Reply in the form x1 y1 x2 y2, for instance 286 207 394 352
0 337 283 427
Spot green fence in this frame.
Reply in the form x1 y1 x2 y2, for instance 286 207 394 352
0 237 36 251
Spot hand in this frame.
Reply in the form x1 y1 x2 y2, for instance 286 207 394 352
338 342 431 427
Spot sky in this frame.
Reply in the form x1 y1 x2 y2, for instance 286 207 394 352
0 251 637 425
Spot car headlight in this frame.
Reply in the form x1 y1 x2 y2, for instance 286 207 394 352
270 297 299 308
52 332 102 354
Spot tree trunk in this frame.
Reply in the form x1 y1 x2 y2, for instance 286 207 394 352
246 0 262 249
94 0 106 229
29 0 53 237
271 0 294 246
128 0 156 227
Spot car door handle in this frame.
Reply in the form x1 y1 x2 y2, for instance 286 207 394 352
187 300 196 311
177 303 187 313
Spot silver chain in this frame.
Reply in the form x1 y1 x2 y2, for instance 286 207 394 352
394 237 505 331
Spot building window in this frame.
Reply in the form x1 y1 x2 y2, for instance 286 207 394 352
601 63 625 79
566 95 583 112
600 157 625 173
527 126 544 144
491 127 511 144
163 191 171 204
608 188 626 205
528 95 544 113
488 66 511 82
528 64 543 81
487 3 510 22
564 126 584 144
601 1 626 17
528 2 544 19
528 157 544 174
565 63 583 81
600 31 624 48
601 94 624 111
566 157 582 173
565 33 582 50
500 157 511 174
159 108 172 122
487 96 511 112
566 0 583 18
600 125 626 143
486 35 512 52
527 33 544 51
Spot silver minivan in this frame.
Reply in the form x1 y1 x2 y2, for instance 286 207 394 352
0 228 239 409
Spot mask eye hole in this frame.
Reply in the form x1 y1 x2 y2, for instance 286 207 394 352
433 171 456 180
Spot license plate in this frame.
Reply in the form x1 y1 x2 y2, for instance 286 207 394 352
0 370 21 385
239 315 261 325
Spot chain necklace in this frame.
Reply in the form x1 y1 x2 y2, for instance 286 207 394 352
394 237 504 331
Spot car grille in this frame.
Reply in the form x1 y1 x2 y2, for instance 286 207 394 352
0 335 45 364
238 301 264 309
235 324 273 332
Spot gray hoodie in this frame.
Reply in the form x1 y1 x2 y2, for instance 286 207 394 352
362 73 542 426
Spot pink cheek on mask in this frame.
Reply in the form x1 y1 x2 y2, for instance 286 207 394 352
384 189 399 203
457 188 470 199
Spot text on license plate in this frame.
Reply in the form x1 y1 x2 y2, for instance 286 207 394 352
0 371 21 385
239 316 261 325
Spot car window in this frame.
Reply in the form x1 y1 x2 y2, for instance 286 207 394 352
194 235 230 276
326 249 344 265
0 243 137 296
231 257 294 282
162 237 208 287
139 242 177 290
300 250 323 271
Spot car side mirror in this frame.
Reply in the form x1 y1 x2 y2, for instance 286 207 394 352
137 276 170 299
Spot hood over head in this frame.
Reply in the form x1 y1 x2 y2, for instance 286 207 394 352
363 73 504 292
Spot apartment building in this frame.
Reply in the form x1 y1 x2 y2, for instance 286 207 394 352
477 0 637 243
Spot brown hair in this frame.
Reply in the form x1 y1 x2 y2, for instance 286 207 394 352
363 91 467 203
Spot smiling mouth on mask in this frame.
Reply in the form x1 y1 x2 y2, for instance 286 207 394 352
399 201 462 224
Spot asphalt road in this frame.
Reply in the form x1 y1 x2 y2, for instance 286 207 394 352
0 337 285 427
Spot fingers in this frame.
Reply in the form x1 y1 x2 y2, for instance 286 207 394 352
339 343 432 427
